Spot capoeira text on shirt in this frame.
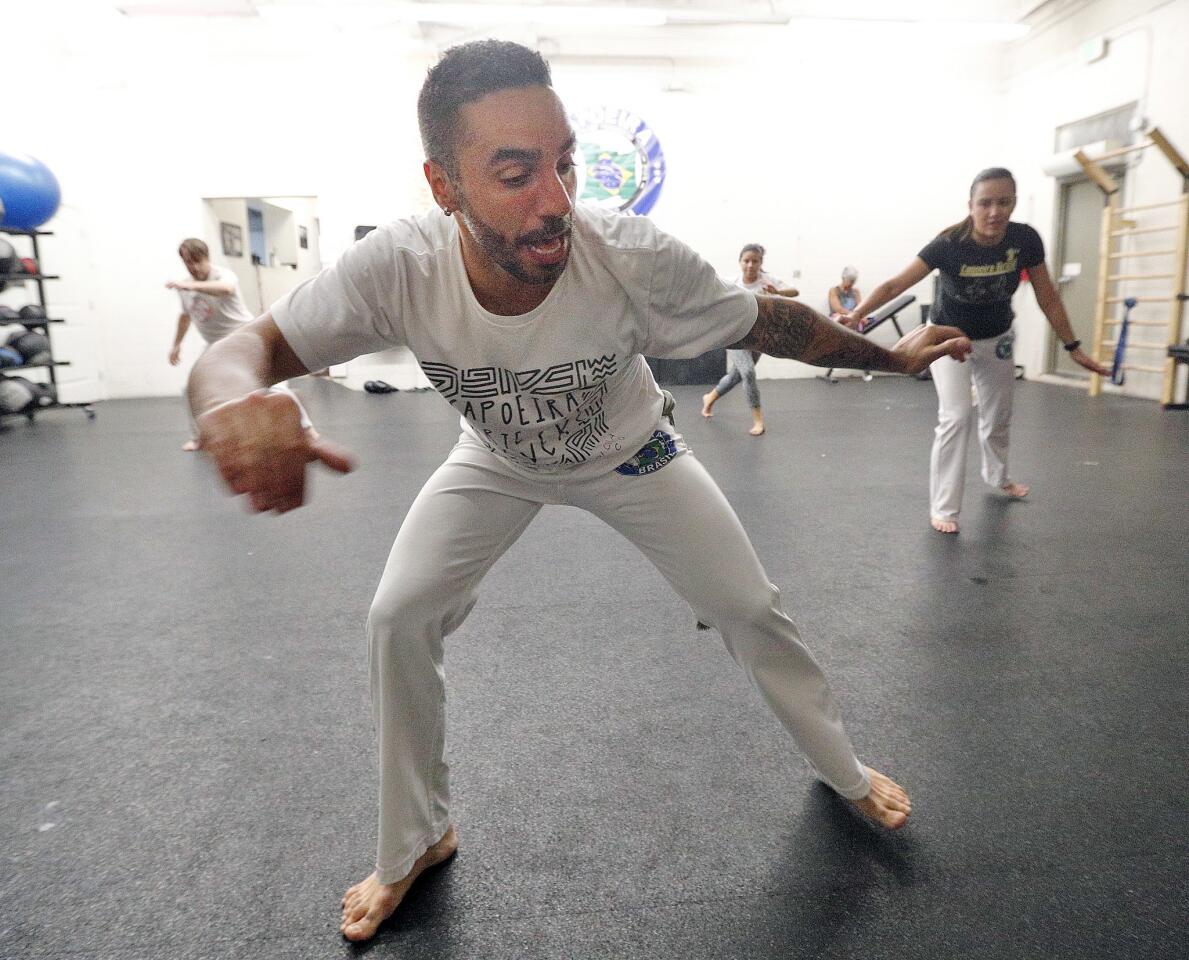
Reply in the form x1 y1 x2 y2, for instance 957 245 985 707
420 354 624 468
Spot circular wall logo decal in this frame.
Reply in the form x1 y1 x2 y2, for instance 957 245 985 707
569 106 666 216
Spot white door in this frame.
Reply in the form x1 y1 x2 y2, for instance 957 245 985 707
1051 175 1121 376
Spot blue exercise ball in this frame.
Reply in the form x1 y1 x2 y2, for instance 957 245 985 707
0 152 61 231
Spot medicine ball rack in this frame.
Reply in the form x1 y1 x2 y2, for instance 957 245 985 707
0 226 95 422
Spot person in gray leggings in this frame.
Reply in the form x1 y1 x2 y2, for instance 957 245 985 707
188 41 972 944
701 243 797 435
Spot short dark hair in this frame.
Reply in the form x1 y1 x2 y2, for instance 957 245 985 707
738 243 765 260
178 238 208 260
417 40 552 177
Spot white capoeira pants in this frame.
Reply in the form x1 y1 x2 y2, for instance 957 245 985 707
366 424 870 884
929 329 1016 521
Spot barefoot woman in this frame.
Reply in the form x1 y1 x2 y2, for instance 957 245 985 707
701 243 798 436
846 168 1109 533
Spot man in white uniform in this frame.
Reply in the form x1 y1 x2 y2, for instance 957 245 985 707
167 238 310 450
187 41 971 943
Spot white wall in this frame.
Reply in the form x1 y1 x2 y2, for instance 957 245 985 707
999 0 1189 398
258 196 321 308
549 30 1003 380
6 5 430 401
6 1 1184 402
200 196 322 316
200 197 252 313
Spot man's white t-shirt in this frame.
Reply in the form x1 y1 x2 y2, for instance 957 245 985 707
178 264 255 344
272 205 758 479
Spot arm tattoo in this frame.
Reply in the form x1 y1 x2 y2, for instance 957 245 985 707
730 296 906 374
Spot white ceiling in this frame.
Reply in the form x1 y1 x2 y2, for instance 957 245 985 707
11 0 1057 63
112 0 1046 23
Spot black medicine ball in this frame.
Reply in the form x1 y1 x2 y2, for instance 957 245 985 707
12 331 50 365
0 375 34 414
0 375 52 414
0 238 16 276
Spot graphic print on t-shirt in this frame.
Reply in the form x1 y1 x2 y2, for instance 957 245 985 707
420 354 622 468
919 223 1044 339
952 248 1019 305
186 295 213 323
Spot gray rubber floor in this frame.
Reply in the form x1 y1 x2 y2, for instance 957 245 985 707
2 375 1186 960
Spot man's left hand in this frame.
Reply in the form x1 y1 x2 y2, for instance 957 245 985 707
891 324 972 376
166 280 193 291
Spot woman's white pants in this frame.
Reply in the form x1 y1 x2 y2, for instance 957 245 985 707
929 330 1016 521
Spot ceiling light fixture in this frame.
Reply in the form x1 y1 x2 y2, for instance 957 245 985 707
260 2 790 29
115 2 1027 41
397 3 667 27
791 17 1029 42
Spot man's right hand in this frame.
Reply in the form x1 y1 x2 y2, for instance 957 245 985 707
890 323 972 376
196 390 355 514
168 345 181 366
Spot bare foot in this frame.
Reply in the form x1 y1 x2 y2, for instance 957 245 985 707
181 439 199 452
749 423 765 436
701 393 716 417
848 767 912 830
1001 481 1029 498
340 825 458 942
931 516 959 534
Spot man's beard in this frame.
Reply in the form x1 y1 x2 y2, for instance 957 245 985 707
456 201 572 286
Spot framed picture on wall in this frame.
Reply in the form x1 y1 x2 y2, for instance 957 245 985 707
299 225 309 249
220 222 243 258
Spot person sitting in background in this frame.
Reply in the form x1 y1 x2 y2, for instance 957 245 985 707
829 266 862 329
